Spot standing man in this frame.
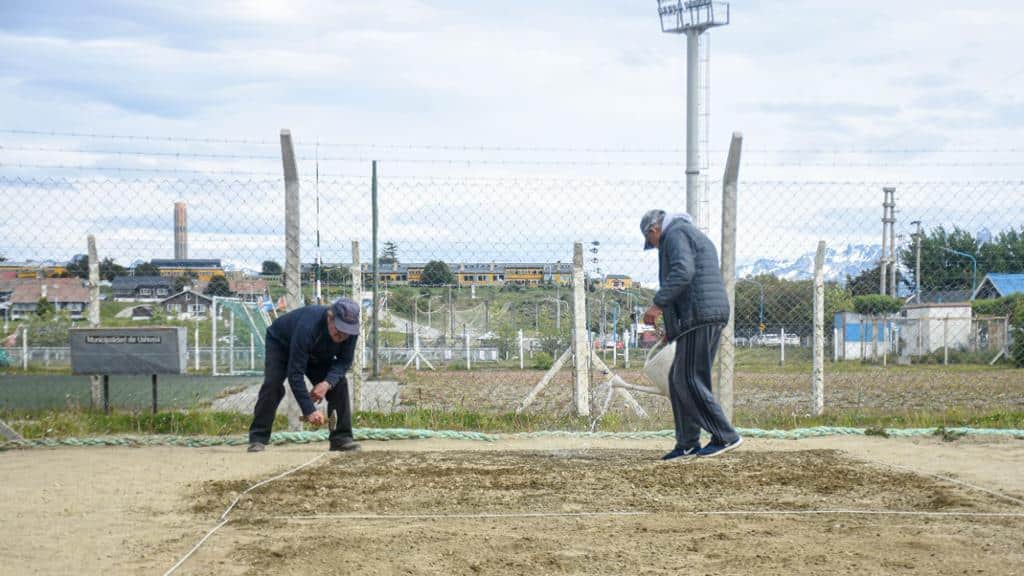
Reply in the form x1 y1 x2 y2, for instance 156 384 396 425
640 209 742 461
248 297 361 453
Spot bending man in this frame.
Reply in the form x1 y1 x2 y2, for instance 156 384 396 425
248 297 361 453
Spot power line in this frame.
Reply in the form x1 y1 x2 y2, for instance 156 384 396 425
0 162 279 176
0 144 280 161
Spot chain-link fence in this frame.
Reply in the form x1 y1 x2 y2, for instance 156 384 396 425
2 146 1023 422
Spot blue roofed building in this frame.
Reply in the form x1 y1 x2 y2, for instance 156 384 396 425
972 273 1024 300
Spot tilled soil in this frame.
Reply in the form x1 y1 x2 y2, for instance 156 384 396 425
194 449 1023 576
3 438 1022 576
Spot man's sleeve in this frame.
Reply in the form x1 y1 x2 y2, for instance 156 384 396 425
325 335 357 388
653 229 695 308
286 316 318 416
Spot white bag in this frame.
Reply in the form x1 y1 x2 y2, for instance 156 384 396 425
642 339 675 396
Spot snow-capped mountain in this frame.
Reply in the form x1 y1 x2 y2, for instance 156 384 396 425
737 244 883 283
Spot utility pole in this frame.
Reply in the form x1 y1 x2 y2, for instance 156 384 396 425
887 187 898 298
912 220 923 303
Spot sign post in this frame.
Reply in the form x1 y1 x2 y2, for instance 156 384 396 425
70 327 187 414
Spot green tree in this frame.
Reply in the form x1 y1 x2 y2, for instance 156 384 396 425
380 242 399 265
852 295 903 315
204 275 233 297
262 260 283 275
846 265 908 297
173 275 194 293
421 260 453 286
35 297 55 318
134 262 160 277
900 225 979 293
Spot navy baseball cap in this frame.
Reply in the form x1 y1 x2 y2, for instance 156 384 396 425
330 297 360 335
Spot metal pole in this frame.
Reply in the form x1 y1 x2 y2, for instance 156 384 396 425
813 240 826 416
102 374 109 414
448 285 453 339
350 240 363 412
87 235 102 408
685 30 700 220
464 323 471 371
880 188 889 296
249 328 255 371
914 221 923 302
372 161 380 378
571 243 591 417
21 325 28 371
718 132 741 420
151 374 158 415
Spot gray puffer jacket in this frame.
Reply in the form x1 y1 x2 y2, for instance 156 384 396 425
653 215 730 341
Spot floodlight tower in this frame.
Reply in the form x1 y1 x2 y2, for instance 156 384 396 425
657 1 729 225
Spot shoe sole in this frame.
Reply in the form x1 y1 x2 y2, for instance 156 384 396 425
698 437 743 459
330 444 362 452
247 445 266 453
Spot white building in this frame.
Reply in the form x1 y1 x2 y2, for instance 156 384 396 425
896 302 973 356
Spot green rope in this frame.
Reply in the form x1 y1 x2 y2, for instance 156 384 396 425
2 426 1023 450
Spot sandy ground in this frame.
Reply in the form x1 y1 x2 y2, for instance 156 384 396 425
1 435 1022 576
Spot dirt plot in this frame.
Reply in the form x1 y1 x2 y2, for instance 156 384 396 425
398 367 1024 416
2 437 1022 576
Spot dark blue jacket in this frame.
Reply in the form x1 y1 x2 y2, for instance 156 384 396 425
653 216 731 341
267 305 357 416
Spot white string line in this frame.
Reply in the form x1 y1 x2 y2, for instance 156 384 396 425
272 511 653 520
867 459 1024 508
162 452 327 576
268 509 1024 521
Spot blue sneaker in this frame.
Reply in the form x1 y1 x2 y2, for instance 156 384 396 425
697 437 743 458
661 445 701 462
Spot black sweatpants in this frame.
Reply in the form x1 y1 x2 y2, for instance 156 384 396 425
668 324 739 450
248 340 353 446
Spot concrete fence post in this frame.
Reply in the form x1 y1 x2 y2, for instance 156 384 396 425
87 235 102 408
280 129 303 430
571 243 591 417
812 240 826 416
718 132 742 420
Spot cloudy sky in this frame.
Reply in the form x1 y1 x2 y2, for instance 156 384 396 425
1 1 1022 277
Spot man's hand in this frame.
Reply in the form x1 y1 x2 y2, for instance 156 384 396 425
310 381 330 403
642 305 663 326
304 411 326 427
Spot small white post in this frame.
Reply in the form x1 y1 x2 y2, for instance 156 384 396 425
414 332 421 371
464 324 471 370
612 336 618 367
623 330 630 368
780 326 786 365
943 316 949 365
229 308 236 374
211 297 218 376
194 319 200 372
518 329 524 370
22 325 28 370
249 328 255 371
